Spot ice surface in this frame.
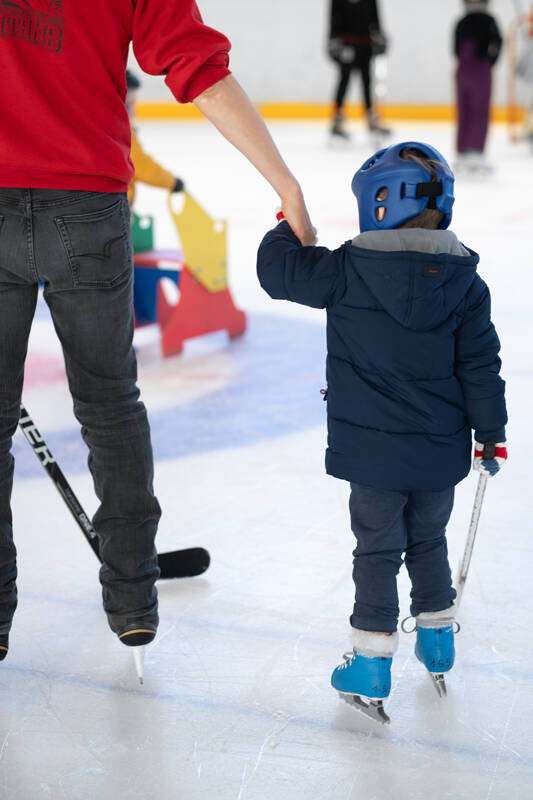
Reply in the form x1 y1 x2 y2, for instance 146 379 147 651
1 121 532 800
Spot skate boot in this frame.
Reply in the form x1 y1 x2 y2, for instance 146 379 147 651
469 150 494 177
117 622 157 647
0 634 8 662
404 606 458 697
330 110 351 141
367 110 391 136
454 151 493 178
331 630 398 724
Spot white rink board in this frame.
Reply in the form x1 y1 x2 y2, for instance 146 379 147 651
1 121 532 800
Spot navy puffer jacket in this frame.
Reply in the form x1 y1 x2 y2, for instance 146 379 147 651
257 222 507 491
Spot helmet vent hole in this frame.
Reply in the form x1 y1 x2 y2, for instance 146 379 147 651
376 207 386 222
375 187 388 201
400 183 406 199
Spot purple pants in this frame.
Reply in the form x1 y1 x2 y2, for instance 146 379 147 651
456 44 492 153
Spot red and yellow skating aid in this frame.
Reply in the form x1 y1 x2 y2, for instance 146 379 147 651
133 191 246 356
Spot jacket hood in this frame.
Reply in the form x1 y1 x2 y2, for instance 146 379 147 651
347 229 479 331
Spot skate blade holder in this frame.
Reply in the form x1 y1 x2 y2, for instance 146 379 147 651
428 672 447 698
338 691 391 725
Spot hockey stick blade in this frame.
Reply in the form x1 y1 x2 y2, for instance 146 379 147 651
157 547 210 579
19 405 211 581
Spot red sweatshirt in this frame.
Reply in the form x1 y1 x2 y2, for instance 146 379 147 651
0 0 231 192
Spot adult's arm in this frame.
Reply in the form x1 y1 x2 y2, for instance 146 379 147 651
132 1 315 245
330 0 346 39
193 75 316 245
371 0 382 34
487 17 503 64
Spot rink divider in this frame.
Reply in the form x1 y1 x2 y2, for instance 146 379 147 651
136 102 525 123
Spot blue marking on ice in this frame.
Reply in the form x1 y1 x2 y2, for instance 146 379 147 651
15 312 327 477
2 661 532 771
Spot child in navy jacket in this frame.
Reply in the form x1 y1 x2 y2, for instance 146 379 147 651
257 142 507 722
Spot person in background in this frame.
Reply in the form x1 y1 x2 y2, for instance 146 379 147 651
328 0 389 140
126 70 184 207
454 0 503 174
0 0 315 664
516 3 533 145
257 142 507 723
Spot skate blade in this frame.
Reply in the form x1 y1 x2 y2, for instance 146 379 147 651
427 672 447 698
338 691 390 725
133 645 145 685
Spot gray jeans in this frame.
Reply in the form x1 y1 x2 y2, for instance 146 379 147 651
0 189 160 636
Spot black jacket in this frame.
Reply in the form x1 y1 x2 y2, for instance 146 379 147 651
454 11 503 64
330 0 380 40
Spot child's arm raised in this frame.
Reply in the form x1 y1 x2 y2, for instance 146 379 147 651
257 220 348 309
454 277 507 445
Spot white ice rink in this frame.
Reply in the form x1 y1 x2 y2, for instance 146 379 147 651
1 120 532 799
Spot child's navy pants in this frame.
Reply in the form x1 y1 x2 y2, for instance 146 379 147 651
349 483 456 633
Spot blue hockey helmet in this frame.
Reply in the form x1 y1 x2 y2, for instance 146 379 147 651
351 141 455 232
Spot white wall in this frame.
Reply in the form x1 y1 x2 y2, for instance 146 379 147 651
131 0 523 106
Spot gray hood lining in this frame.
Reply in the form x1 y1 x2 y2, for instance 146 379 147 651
351 229 471 258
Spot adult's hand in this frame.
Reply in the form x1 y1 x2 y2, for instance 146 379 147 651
193 75 316 245
280 184 317 246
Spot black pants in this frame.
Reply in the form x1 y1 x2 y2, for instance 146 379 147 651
334 47 373 111
0 189 161 636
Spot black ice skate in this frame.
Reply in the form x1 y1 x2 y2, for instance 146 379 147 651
0 633 8 662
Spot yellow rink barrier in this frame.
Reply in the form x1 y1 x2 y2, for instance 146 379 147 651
137 102 525 124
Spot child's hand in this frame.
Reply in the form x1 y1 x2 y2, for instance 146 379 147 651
473 441 507 476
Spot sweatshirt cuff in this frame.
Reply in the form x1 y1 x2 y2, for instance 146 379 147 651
167 61 231 104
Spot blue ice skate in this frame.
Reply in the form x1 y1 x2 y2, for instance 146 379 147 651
408 607 458 697
415 625 455 697
331 650 392 724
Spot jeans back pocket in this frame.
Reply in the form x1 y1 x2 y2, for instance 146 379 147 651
55 197 132 288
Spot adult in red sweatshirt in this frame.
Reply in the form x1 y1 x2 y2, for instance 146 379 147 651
0 0 315 662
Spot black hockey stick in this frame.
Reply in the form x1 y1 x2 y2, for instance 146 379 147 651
18 406 210 579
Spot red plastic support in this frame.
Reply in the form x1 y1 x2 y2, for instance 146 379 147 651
156 266 246 357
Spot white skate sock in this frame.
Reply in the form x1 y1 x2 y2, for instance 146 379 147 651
416 604 456 629
349 628 399 659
